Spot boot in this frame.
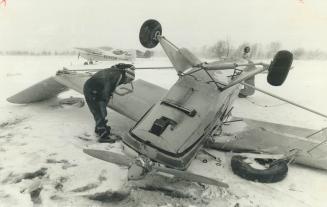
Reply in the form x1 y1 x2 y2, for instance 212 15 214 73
95 125 111 134
98 137 116 143
96 126 115 143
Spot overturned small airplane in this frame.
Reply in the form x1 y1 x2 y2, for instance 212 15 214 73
75 47 136 64
7 19 327 187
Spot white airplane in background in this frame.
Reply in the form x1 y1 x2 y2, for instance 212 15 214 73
75 47 136 64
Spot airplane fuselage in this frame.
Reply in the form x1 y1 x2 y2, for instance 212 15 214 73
79 52 131 62
123 66 241 170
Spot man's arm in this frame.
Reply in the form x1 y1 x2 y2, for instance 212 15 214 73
102 72 122 103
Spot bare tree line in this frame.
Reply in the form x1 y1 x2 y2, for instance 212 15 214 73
199 40 327 60
0 50 77 56
1 41 326 60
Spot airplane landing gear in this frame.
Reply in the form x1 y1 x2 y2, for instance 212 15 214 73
139 19 162 49
267 50 293 86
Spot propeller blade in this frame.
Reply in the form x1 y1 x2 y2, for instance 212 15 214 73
83 149 132 166
84 149 228 187
153 165 229 188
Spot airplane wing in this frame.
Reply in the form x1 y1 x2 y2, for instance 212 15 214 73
7 70 167 121
76 47 134 62
208 117 327 170
109 80 166 121
75 47 103 55
7 77 69 104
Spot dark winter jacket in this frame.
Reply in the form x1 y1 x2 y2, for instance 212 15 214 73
83 67 125 103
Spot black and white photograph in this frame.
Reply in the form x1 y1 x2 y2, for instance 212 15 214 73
0 0 326 206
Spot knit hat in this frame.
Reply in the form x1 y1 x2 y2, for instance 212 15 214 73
115 63 135 84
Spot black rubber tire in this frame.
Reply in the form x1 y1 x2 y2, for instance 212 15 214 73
231 155 288 183
267 50 293 86
139 19 162 49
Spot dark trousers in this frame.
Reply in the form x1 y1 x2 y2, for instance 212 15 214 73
83 88 108 132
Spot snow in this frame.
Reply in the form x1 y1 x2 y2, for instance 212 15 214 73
0 56 327 207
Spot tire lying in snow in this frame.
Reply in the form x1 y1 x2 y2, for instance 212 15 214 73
231 155 288 183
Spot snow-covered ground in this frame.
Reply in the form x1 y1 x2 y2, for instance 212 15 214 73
0 56 327 207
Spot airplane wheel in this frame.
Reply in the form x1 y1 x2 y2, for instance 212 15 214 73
231 155 288 183
267 50 293 86
139 19 162 48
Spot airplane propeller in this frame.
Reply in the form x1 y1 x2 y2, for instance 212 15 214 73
83 148 132 166
83 149 229 188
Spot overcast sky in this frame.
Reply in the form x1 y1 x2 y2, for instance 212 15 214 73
0 0 326 51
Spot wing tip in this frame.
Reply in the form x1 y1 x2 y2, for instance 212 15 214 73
6 95 28 104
